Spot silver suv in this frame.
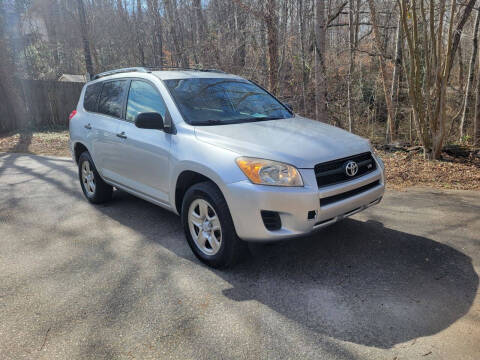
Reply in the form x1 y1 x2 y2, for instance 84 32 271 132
69 67 385 268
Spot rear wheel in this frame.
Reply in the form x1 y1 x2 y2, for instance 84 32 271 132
181 182 247 268
78 151 113 204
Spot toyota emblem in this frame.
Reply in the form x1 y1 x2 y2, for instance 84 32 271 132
345 161 359 177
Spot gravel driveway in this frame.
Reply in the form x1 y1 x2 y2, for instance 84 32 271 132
1 153 479 360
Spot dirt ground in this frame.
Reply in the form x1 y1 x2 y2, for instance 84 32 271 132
1 129 479 190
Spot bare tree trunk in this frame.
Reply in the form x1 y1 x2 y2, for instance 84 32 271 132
458 43 465 92
276 0 289 97
165 0 188 67
368 0 395 143
46 0 60 72
298 0 307 115
193 0 206 65
476 84 480 147
389 13 403 141
0 0 29 131
315 0 328 122
460 9 480 140
347 0 354 132
233 3 246 70
76 0 94 77
447 0 477 79
136 0 145 66
147 0 163 68
265 0 278 93
475 32 480 148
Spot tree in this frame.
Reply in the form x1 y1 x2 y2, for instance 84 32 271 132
390 12 403 140
347 0 355 132
135 0 145 66
399 0 476 159
265 0 279 92
76 0 94 77
4 0 480 154
0 0 29 131
297 0 308 115
315 0 327 121
368 0 395 143
147 0 163 68
460 8 480 141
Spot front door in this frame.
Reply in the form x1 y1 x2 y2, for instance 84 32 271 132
114 79 172 204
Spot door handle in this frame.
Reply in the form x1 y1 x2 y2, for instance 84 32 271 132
84 123 92 130
116 132 127 139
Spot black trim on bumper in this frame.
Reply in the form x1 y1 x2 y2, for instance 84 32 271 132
320 180 380 207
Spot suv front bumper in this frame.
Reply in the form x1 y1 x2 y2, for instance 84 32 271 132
224 166 385 242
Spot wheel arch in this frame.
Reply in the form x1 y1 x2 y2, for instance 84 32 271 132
173 169 225 215
73 142 90 164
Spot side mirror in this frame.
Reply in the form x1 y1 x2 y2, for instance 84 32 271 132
284 103 293 112
135 112 164 130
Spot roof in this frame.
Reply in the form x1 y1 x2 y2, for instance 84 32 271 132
58 74 87 83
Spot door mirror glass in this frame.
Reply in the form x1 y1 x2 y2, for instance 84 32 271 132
135 112 164 130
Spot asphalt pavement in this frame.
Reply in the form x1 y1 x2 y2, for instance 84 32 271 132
0 152 479 360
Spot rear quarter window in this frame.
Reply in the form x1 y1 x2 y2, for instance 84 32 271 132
97 80 128 118
83 82 103 112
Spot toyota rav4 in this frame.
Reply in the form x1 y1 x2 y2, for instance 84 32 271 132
69 67 385 268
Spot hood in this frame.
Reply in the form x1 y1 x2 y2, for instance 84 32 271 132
194 116 371 168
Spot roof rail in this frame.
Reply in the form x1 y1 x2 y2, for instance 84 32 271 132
92 67 148 80
146 66 226 73
91 66 227 81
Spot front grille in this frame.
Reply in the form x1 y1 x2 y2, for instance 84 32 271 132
314 152 376 187
261 211 282 231
320 180 380 206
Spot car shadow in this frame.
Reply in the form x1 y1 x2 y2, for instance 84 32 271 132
97 189 478 349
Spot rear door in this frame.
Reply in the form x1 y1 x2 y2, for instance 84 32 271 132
114 79 172 203
91 79 129 181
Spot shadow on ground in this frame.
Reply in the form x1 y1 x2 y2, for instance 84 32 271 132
101 188 478 349
0 153 477 352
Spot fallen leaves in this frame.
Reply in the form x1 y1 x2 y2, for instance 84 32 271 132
378 150 480 190
1 130 479 191
0 130 70 157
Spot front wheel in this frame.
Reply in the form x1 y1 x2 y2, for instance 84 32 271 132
78 151 113 204
181 182 247 268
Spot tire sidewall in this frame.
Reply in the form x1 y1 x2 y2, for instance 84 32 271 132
181 187 231 267
78 152 100 201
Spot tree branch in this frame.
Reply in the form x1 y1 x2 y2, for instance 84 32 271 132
327 2 349 26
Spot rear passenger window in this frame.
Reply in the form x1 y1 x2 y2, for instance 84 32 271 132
97 80 128 118
126 80 167 122
83 82 102 112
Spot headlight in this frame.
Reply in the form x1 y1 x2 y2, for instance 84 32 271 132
236 157 303 186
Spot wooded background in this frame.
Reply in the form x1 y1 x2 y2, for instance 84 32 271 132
1 0 480 159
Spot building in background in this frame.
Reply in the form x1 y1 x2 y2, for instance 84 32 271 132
58 74 87 83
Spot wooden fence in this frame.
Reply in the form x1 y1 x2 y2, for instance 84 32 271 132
0 79 84 133
21 79 84 129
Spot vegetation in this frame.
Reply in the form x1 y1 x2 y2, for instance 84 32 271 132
1 0 480 159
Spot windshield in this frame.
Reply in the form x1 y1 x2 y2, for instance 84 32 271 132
163 78 293 125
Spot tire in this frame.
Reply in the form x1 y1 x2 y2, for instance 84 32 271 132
78 151 113 204
181 181 248 268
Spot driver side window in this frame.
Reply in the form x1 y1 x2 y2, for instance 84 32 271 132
126 80 167 122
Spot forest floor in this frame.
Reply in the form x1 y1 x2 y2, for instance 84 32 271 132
1 129 479 190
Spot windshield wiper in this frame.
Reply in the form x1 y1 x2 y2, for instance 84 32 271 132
193 116 285 126
194 119 224 125
255 116 283 121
